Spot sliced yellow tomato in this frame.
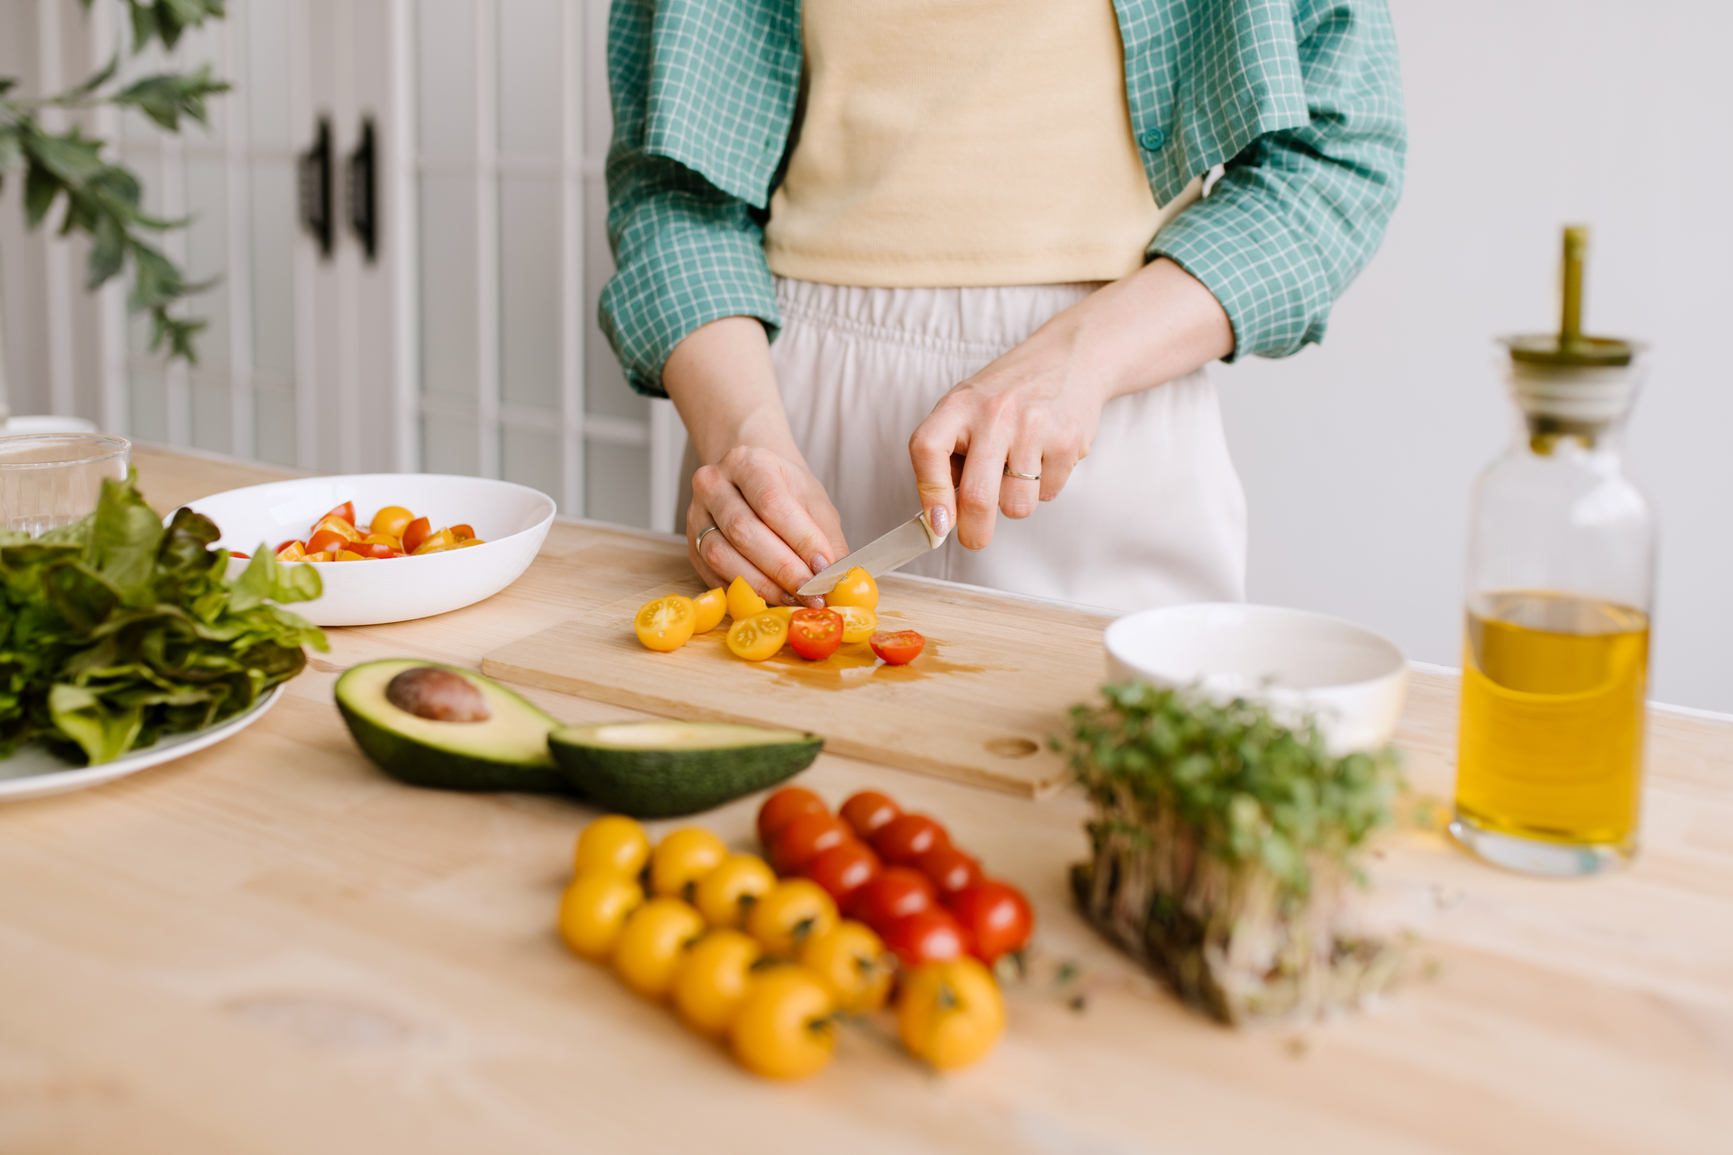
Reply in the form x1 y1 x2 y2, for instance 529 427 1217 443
369 505 414 538
726 611 788 661
337 549 368 561
763 605 794 626
635 594 696 652
691 587 727 634
726 576 769 621
834 605 877 645
276 541 307 561
312 513 364 542
824 566 878 611
412 528 460 555
362 532 402 550
455 538 485 548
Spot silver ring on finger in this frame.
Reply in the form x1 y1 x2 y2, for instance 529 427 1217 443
695 523 724 553
1003 462 1041 482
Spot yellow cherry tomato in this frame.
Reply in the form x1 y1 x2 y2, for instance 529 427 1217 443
573 815 651 878
763 605 794 626
729 966 837 1080
896 956 1005 1070
635 594 696 652
824 567 878 611
748 878 838 958
613 898 706 1000
691 587 727 634
799 920 894 1014
694 853 778 928
558 873 645 962
672 929 762 1039
726 576 769 621
370 505 414 538
834 605 877 645
726 611 788 662
649 827 728 900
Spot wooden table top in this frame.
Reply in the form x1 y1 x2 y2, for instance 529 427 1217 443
2 445 1729 1155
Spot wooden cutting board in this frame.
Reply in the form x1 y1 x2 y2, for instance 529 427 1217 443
481 568 1117 797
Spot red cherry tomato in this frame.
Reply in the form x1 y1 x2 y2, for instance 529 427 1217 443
349 541 399 559
229 551 250 559
757 786 827 848
324 501 356 526
839 790 901 839
881 907 968 968
948 880 1034 964
803 840 880 905
872 813 949 865
869 630 925 665
787 607 844 661
306 527 347 555
449 523 476 541
771 812 855 876
401 516 433 554
914 843 982 898
845 865 935 929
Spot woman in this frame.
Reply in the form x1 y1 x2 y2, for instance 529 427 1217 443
601 0 1404 610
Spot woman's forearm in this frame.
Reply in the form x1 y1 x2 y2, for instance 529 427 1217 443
661 316 808 467
1061 257 1237 403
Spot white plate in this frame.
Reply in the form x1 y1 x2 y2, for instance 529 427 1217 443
0 685 285 802
1104 603 1408 754
183 474 557 626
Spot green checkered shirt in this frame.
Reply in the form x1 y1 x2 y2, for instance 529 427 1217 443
601 0 1406 397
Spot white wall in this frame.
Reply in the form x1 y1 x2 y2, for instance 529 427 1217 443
1215 0 1733 712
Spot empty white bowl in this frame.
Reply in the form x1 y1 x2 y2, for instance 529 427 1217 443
184 474 556 626
1104 603 1408 754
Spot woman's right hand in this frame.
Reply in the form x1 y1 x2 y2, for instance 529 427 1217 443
663 316 847 606
686 445 847 605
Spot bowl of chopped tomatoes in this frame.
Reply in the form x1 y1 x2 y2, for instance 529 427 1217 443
183 474 557 626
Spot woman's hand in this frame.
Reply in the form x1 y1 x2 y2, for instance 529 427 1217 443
686 447 846 603
908 258 1235 549
663 316 846 605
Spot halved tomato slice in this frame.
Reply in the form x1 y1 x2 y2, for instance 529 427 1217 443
312 513 362 541
691 587 727 634
726 611 788 661
449 523 476 541
306 527 348 555
401 516 433 553
635 595 696 652
788 608 843 661
834 605 876 645
869 631 925 666
324 501 356 525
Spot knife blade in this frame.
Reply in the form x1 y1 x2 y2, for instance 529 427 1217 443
797 511 946 596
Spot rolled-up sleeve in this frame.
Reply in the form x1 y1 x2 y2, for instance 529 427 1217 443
599 0 781 398
1151 0 1406 360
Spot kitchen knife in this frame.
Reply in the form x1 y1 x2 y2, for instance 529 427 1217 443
797 511 947 596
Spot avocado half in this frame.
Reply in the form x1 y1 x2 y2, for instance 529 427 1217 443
335 659 568 794
548 721 822 818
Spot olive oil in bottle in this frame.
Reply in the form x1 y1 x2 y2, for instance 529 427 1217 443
1449 228 1654 876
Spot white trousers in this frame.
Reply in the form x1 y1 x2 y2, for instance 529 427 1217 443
687 277 1248 612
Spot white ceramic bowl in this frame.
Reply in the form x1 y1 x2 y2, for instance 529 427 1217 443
185 474 556 627
1104 603 1408 754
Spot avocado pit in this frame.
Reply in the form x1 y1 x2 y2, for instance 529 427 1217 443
386 666 492 722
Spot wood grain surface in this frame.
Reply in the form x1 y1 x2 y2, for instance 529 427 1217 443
0 445 1728 1155
483 571 1113 797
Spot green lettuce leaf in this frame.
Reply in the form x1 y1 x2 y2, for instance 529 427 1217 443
0 471 327 764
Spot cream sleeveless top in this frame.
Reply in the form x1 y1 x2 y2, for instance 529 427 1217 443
762 0 1200 288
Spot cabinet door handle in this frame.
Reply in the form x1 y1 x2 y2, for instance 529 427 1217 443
298 117 334 258
346 118 377 262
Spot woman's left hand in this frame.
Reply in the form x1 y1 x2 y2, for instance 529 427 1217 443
907 257 1236 550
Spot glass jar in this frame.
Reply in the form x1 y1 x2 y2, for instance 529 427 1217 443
1450 342 1655 876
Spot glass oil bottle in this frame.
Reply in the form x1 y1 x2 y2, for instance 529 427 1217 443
1449 227 1654 876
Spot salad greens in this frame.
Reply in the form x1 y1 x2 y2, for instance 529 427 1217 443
1063 682 1404 1025
0 471 327 764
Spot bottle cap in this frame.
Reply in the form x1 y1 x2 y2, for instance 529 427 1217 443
1504 226 1635 368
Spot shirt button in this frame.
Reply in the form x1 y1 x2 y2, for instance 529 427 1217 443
1138 128 1166 151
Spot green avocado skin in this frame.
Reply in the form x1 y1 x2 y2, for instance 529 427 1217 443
337 697 572 795
548 731 821 819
